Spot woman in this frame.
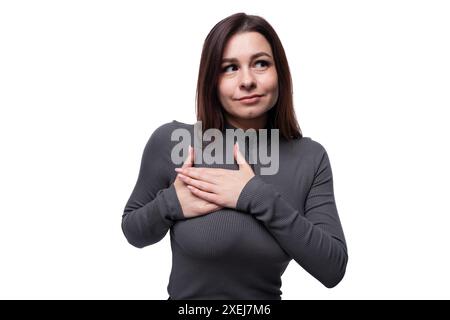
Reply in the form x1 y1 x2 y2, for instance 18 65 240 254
122 12 348 300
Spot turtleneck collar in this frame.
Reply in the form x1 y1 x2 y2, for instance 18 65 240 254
222 118 274 148
223 118 273 131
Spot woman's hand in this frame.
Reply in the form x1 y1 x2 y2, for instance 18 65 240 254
175 143 255 209
173 146 223 218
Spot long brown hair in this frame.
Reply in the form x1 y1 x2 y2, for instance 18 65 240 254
195 12 302 140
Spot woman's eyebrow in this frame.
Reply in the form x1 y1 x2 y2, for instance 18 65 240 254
221 52 272 63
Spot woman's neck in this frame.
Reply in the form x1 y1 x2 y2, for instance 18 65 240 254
224 114 268 131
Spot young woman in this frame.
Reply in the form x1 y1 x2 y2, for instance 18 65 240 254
122 12 348 300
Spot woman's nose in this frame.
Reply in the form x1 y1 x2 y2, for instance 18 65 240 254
239 68 256 90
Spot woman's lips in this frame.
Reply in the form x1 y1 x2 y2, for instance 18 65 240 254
238 95 262 105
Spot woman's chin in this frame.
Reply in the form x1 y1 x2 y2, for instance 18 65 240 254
239 109 266 119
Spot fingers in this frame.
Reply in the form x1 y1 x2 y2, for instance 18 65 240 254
234 142 250 169
175 167 219 184
178 173 217 193
182 145 193 169
187 185 220 205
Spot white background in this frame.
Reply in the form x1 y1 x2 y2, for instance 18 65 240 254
1 0 449 299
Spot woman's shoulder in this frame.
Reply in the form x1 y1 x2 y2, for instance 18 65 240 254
290 135 327 155
153 119 190 131
286 136 331 169
150 120 193 140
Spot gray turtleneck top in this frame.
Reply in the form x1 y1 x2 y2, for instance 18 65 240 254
121 120 348 300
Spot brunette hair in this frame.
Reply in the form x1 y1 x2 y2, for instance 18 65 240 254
195 12 302 140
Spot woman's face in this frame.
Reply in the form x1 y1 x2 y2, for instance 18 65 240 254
217 31 279 130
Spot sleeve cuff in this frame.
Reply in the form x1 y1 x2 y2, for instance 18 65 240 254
157 184 185 221
236 175 272 213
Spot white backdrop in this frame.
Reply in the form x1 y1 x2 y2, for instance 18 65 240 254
1 0 449 299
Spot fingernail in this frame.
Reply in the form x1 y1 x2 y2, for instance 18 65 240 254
175 168 182 172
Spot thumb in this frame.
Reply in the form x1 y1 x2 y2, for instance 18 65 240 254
234 142 251 170
182 145 194 168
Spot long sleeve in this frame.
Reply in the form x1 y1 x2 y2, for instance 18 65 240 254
122 123 185 248
236 147 348 288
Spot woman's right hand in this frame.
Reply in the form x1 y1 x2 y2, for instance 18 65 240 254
174 146 223 218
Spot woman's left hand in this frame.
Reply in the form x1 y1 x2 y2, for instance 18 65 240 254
174 143 255 209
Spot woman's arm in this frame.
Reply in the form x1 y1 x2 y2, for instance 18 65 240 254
236 147 348 288
122 123 185 248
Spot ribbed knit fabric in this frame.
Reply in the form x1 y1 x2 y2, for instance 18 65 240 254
122 120 348 299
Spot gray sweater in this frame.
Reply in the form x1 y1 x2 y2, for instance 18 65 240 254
122 120 348 300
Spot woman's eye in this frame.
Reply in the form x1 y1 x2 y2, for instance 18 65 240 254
255 60 269 68
222 64 237 73
221 60 270 73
